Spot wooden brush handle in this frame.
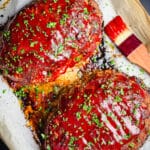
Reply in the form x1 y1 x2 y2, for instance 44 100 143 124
128 44 150 74
146 42 150 53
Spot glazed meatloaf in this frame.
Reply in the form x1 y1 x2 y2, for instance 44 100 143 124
0 0 103 131
0 0 102 89
44 70 150 150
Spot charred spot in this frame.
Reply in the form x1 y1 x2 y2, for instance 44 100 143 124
0 14 4 18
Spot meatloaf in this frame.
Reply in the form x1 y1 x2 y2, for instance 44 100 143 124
44 70 150 150
0 0 103 133
0 0 102 89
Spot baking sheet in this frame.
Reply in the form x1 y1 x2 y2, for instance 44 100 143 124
0 0 150 149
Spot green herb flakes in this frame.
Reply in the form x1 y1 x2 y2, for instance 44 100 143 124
24 20 29 26
60 14 69 25
2 89 6 94
16 67 23 74
129 142 135 148
109 59 115 66
53 86 60 94
41 133 46 140
30 41 38 47
20 49 25 54
68 136 76 147
74 56 81 62
120 88 124 95
65 0 70 3
92 114 103 128
16 23 20 27
3 31 10 38
83 8 89 15
53 0 58 3
55 44 64 56
114 96 122 102
15 88 26 99
124 134 131 140
83 103 92 113
76 112 81 120
47 144 51 150
47 22 57 28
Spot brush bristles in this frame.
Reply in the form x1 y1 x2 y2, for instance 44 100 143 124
104 16 143 56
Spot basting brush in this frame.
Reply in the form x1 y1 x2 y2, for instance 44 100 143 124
104 16 150 74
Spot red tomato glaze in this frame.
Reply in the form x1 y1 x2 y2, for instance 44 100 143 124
44 71 148 150
0 0 102 88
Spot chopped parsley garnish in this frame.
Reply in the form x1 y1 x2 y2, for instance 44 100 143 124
129 142 135 148
83 8 89 15
34 86 40 95
53 0 58 3
76 112 81 120
83 93 88 98
74 56 81 62
12 46 17 51
20 49 25 54
30 13 35 19
60 14 69 25
83 103 92 113
46 145 51 150
47 22 57 28
30 41 38 47
68 136 76 147
120 88 124 95
3 69 8 75
3 31 10 38
92 56 97 63
114 96 122 102
65 0 70 3
109 59 115 66
38 106 42 111
41 133 47 140
53 86 60 94
92 114 103 128
16 23 20 27
24 20 29 26
2 89 6 94
16 67 23 74
55 44 64 56
14 87 26 99
124 134 131 140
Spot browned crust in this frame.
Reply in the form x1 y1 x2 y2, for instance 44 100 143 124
87 0 102 17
